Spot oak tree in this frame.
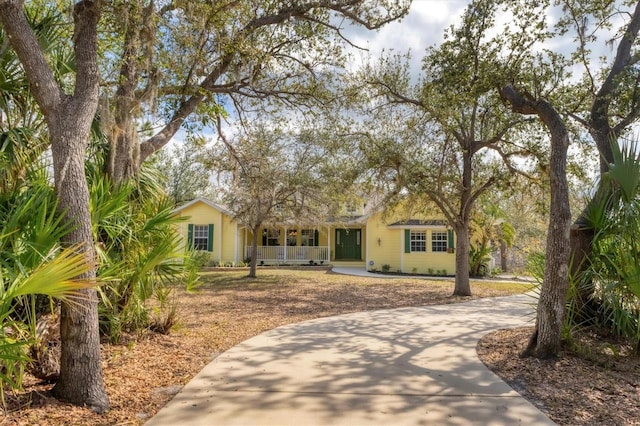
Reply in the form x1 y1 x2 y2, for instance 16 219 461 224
212 119 342 277
98 0 411 182
352 0 542 296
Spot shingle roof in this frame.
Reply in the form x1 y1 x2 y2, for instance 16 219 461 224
172 197 233 216
387 219 448 228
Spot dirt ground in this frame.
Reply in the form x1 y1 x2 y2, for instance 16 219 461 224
478 327 640 425
1 268 638 425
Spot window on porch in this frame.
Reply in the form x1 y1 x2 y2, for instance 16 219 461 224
263 229 280 246
301 229 315 246
287 229 297 246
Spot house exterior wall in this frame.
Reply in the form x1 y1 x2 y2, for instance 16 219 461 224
173 200 238 265
365 211 455 274
172 198 455 273
400 229 455 274
366 215 401 271
220 214 239 264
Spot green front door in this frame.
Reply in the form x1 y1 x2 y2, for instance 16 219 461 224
335 228 361 260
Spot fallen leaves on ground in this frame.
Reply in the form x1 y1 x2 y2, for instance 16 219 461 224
477 327 640 425
4 268 633 425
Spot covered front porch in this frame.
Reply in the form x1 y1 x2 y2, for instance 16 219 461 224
244 225 332 265
245 245 330 265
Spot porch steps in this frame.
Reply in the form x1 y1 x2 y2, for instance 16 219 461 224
330 260 366 268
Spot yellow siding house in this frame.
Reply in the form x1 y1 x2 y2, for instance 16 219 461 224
173 197 456 274
172 198 245 265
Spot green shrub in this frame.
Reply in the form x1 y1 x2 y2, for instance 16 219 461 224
0 185 96 405
564 142 640 352
469 244 492 277
91 166 196 342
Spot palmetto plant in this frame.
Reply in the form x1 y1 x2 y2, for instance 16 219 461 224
89 163 197 342
571 140 640 351
0 183 96 405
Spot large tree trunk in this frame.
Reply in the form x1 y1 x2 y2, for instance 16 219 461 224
103 1 149 182
453 223 471 296
49 118 108 411
107 97 140 182
567 1 640 313
500 85 571 358
526 108 571 358
0 0 109 411
568 213 595 314
451 142 474 297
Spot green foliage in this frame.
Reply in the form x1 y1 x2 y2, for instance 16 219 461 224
469 244 492 277
381 264 391 273
0 182 95 406
469 201 516 276
89 164 196 342
152 135 214 205
0 5 90 401
568 141 640 351
526 251 546 286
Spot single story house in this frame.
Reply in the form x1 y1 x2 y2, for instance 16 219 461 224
172 197 456 274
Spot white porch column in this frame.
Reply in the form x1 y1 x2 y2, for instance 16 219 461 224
365 224 370 269
284 226 288 263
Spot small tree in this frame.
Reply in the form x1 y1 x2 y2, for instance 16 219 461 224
469 201 516 276
212 120 339 277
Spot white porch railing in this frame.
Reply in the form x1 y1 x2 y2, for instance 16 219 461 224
246 246 329 264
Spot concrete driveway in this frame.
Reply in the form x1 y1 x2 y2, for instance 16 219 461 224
146 293 554 425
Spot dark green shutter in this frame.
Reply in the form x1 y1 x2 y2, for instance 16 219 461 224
404 229 411 253
208 224 214 252
262 229 267 246
314 229 319 246
448 229 455 251
187 224 194 249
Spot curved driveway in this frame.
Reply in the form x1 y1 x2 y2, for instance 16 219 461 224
146 291 554 425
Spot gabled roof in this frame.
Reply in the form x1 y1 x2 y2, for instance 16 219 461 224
172 197 233 216
327 214 369 225
387 219 448 229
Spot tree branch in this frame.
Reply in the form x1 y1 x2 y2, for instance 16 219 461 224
0 0 63 114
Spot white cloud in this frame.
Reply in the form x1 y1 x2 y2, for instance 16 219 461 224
342 0 467 79
368 0 468 54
